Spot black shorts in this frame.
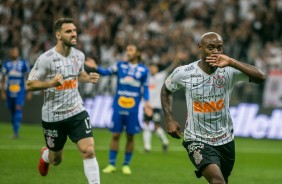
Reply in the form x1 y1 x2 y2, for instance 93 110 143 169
182 141 235 179
143 108 162 124
42 111 93 151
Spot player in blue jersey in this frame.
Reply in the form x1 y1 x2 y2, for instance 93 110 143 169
85 44 152 174
1 46 31 139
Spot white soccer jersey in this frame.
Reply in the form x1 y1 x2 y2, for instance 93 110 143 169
149 70 167 109
165 60 249 146
28 47 85 122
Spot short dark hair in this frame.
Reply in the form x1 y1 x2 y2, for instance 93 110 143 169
53 18 74 33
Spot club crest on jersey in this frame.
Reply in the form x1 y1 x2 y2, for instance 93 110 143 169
213 73 226 88
71 56 80 73
193 150 203 165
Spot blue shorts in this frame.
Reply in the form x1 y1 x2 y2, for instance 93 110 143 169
110 110 141 134
6 92 26 110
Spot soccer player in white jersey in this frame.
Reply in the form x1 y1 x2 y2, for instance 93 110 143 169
143 52 187 152
26 18 100 184
161 32 265 184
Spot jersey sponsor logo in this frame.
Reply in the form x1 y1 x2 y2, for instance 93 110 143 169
120 76 141 87
193 98 225 113
118 96 135 108
9 70 22 77
43 129 58 137
187 142 204 154
56 78 77 90
169 68 180 78
46 51 54 57
210 133 227 143
193 93 224 101
184 66 194 72
53 106 78 116
9 84 21 93
191 74 202 78
117 90 139 97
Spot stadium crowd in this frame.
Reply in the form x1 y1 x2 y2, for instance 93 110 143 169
0 0 282 104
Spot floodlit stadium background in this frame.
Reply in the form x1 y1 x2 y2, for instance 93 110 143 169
0 0 282 139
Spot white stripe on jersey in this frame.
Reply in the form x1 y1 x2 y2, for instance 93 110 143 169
165 60 249 146
28 47 85 122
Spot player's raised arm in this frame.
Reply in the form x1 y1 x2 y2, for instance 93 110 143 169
206 54 265 83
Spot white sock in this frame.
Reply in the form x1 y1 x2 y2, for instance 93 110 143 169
83 157 100 184
42 148 49 163
143 123 152 150
156 127 169 145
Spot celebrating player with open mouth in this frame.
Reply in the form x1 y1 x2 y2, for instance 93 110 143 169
26 18 100 184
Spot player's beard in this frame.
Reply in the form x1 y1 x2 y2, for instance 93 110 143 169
62 36 77 47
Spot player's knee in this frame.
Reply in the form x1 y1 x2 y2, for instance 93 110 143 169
112 134 120 141
126 134 134 142
81 145 95 159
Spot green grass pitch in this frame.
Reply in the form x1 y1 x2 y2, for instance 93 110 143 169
0 122 281 184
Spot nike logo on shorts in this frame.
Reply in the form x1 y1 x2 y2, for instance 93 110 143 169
86 130 92 134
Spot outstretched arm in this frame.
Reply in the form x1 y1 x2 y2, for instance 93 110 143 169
206 54 265 83
85 57 115 76
161 84 182 139
78 71 99 83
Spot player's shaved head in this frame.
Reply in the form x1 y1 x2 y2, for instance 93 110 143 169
200 32 223 45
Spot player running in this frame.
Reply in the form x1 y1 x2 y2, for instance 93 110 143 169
161 32 265 184
26 18 100 184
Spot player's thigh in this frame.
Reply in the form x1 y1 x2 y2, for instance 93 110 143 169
218 141 235 179
42 120 68 152
202 164 225 183
16 92 26 106
5 96 15 110
67 111 93 143
182 141 221 178
125 112 140 134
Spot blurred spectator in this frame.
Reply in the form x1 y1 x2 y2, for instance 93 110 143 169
0 0 281 105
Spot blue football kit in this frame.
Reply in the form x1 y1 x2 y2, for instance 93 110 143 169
96 60 149 134
1 59 30 136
